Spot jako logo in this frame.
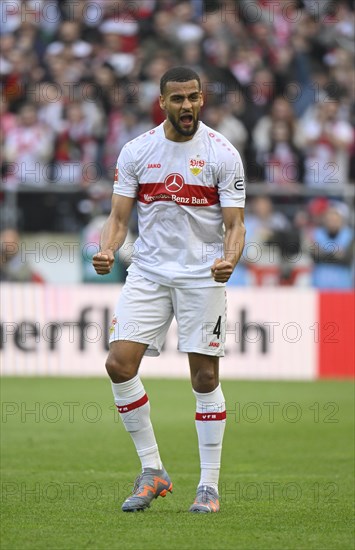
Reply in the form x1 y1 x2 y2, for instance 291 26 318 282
147 163 161 169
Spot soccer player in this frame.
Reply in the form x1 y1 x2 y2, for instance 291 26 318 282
93 67 246 513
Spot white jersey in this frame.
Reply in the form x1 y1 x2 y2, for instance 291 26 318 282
113 121 245 287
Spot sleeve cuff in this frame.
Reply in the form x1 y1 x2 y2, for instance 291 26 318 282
113 186 137 198
220 198 245 208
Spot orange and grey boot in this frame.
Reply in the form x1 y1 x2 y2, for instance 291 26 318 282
189 485 220 513
122 467 173 512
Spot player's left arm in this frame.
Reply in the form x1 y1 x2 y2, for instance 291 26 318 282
212 143 246 283
211 207 246 283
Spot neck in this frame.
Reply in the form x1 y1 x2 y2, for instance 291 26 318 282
163 119 198 142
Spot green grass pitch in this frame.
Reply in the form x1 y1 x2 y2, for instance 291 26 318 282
1 378 354 550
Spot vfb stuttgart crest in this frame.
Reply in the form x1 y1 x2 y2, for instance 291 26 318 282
189 155 205 176
164 173 184 193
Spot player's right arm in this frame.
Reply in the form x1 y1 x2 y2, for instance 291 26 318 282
92 194 135 275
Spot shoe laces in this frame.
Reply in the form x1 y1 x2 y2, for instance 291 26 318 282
197 485 217 503
132 474 143 495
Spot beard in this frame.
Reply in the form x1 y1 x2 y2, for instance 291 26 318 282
167 112 199 137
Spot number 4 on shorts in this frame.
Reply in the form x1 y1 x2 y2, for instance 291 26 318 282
213 316 222 339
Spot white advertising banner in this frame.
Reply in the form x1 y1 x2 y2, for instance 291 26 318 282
0 284 317 380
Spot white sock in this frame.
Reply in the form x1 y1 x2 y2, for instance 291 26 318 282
111 375 162 471
193 384 226 493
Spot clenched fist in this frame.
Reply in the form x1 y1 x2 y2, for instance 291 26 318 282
92 250 115 275
211 258 234 283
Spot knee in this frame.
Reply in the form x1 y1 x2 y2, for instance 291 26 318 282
105 353 138 383
192 367 219 393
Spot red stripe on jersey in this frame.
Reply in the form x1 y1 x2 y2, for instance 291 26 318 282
195 411 226 421
116 393 148 413
137 182 219 207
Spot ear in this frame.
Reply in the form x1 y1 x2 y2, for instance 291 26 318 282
159 95 166 111
200 91 204 108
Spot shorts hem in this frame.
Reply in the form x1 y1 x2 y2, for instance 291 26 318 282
108 337 160 357
178 346 225 357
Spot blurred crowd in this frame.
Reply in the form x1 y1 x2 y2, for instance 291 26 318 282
0 0 354 288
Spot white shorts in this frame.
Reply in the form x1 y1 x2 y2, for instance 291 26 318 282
109 272 226 357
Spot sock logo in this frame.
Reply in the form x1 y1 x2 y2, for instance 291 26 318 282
195 411 226 421
116 393 148 413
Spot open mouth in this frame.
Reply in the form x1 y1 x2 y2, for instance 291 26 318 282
180 113 193 126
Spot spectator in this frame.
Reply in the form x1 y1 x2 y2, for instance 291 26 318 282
36 81 65 135
262 120 304 191
253 97 304 155
180 42 204 74
0 98 17 179
230 45 262 89
0 228 44 282
1 31 38 109
139 55 171 114
302 100 353 188
3 103 54 188
45 20 92 60
92 63 120 116
228 196 297 286
53 101 98 187
98 15 139 77
293 197 341 288
310 203 354 289
249 22 278 69
170 1 205 45
76 80 106 140
114 107 151 154
102 105 151 178
244 67 276 134
140 9 178 59
202 104 248 159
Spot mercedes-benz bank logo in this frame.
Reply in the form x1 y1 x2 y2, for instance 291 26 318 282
164 173 185 193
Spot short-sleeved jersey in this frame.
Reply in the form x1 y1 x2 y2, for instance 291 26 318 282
113 121 245 287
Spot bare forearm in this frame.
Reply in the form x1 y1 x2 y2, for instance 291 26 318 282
100 214 128 253
93 194 135 275
224 224 246 268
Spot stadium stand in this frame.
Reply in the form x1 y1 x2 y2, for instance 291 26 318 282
0 0 354 286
